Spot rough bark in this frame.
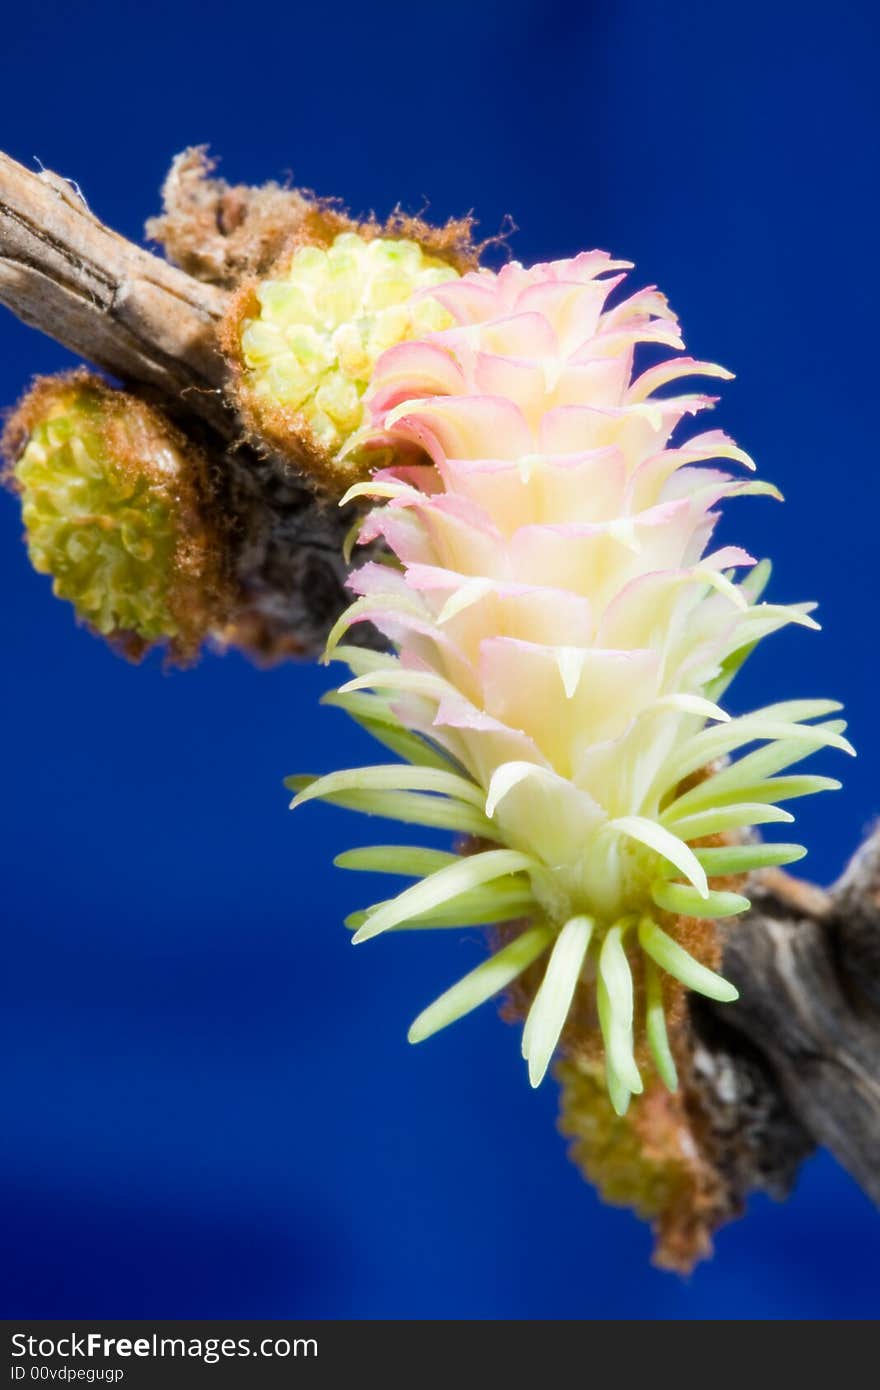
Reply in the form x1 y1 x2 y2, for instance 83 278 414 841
1 148 877 1221
704 835 880 1207
0 151 230 432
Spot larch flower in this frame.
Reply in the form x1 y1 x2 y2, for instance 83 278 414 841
3 371 227 661
290 251 853 1113
228 233 459 486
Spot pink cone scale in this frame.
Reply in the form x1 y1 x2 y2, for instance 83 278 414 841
288 250 853 1113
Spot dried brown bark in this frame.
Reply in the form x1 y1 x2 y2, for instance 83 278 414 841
708 835 880 1207
1 148 877 1237
0 150 230 432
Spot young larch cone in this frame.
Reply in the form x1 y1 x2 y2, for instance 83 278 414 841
290 251 853 1112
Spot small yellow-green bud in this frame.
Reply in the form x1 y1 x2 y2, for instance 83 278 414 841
3 372 227 661
229 233 459 486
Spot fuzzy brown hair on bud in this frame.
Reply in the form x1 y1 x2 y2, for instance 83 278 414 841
146 147 316 289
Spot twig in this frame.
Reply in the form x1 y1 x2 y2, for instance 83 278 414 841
1 149 877 1237
0 151 230 432
708 833 880 1206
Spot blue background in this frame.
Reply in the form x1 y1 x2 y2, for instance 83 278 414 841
1 0 877 1320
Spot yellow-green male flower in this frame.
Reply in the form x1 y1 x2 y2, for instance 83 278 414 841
228 232 459 487
3 372 226 661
